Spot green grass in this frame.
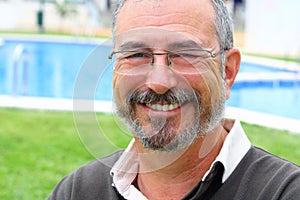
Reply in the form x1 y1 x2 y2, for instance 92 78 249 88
242 123 300 164
0 108 300 200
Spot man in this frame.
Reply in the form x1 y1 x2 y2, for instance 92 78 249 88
48 0 300 199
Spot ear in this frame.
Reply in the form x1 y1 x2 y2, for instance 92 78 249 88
224 48 241 99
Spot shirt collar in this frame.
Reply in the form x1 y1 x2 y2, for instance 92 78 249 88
202 118 251 183
110 118 251 199
110 139 145 199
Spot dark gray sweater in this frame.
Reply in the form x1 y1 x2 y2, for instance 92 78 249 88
48 147 300 200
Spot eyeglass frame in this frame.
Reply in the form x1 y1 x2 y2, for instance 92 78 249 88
108 48 230 74
108 48 227 66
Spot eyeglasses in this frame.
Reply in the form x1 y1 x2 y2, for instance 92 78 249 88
108 48 226 75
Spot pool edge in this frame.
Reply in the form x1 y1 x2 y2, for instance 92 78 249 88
0 95 299 134
225 106 300 134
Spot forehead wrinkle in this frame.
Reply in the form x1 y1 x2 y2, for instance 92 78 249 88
116 30 214 51
126 12 212 32
116 0 215 32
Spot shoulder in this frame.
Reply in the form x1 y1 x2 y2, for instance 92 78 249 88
75 150 124 176
48 150 124 200
240 146 300 185
66 150 124 181
217 146 300 199
247 146 300 171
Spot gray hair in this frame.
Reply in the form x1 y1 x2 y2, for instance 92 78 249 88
111 0 234 51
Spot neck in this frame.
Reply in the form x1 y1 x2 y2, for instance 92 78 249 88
135 125 228 199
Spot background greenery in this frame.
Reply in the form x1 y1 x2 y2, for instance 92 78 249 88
1 108 300 199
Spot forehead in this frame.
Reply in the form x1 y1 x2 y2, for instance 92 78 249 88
115 0 217 47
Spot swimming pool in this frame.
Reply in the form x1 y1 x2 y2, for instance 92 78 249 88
1 37 300 121
0 38 112 101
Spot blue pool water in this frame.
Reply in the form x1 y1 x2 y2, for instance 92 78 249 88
1 38 300 120
0 38 112 101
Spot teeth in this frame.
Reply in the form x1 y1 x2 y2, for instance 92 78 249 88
146 103 180 111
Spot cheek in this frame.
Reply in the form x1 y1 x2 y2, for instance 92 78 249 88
113 72 146 105
113 63 131 105
113 73 130 106
186 66 223 105
204 70 224 106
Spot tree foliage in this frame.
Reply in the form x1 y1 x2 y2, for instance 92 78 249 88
54 0 77 19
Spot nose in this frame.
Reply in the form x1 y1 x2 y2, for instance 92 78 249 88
145 55 178 94
150 52 171 66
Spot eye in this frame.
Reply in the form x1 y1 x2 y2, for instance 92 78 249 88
178 52 198 58
169 51 199 64
170 51 199 59
126 52 151 59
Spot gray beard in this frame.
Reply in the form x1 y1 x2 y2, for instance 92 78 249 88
129 117 200 151
115 82 226 152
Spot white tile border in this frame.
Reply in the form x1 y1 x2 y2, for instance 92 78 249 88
0 95 299 134
0 96 113 113
225 107 300 134
242 55 300 72
0 35 112 46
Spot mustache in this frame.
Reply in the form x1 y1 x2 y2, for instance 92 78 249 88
126 88 200 106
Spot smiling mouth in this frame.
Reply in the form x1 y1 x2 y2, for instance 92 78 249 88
144 102 180 111
130 89 195 112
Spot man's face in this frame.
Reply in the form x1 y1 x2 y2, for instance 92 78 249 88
112 0 226 151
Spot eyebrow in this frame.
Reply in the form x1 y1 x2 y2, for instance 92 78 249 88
117 40 205 51
167 40 205 50
118 41 149 50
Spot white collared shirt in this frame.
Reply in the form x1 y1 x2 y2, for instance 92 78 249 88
110 118 251 200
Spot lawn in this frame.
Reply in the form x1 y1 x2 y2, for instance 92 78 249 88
1 108 300 199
